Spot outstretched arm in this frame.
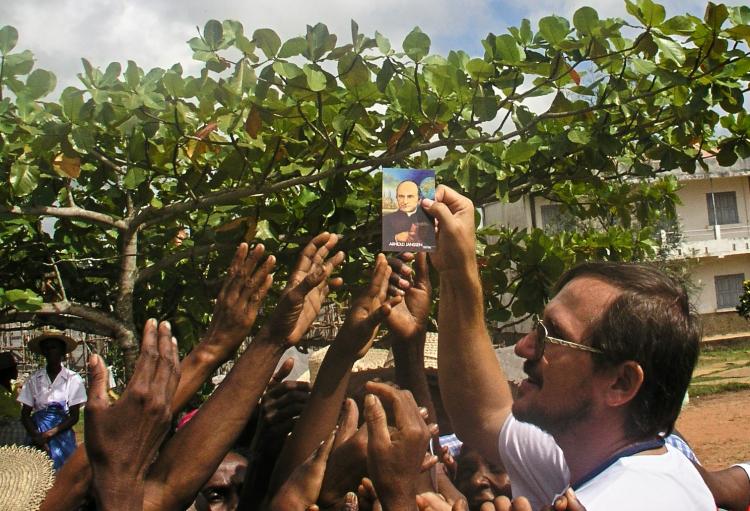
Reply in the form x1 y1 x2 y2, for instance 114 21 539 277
146 234 344 511
422 187 513 465
268 254 399 495
40 242 279 511
85 319 181 511
385 252 437 428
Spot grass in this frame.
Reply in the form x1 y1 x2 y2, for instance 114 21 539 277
689 382 750 398
688 340 750 398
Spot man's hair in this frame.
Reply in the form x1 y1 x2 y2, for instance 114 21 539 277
554 262 701 439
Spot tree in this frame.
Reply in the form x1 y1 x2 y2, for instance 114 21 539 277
738 280 750 320
1 1 748 374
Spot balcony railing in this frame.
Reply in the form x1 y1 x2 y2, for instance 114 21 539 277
662 224 750 258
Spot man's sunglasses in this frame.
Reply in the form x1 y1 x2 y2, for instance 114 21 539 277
532 318 604 360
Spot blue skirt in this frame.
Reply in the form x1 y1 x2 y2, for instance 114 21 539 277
30 403 77 470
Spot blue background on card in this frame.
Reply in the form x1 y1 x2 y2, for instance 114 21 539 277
382 168 436 202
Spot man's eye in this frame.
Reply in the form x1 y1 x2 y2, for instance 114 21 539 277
204 489 226 503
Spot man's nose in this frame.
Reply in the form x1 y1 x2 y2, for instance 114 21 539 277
514 331 536 360
471 472 491 489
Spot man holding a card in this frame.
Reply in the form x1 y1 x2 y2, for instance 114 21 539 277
423 185 714 510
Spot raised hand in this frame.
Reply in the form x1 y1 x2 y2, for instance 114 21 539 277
204 243 276 352
386 252 431 341
420 186 477 273
543 489 587 511
173 243 275 415
268 428 337 511
264 232 345 347
255 359 311 452
85 319 180 510
333 253 401 360
364 381 433 511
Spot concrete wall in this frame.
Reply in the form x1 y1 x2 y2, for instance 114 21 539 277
688 254 749 314
675 176 750 240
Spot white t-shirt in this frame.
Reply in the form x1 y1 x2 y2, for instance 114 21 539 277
17 367 87 413
498 415 715 510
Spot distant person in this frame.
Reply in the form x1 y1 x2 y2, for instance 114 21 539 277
383 180 434 249
0 352 25 446
18 331 86 470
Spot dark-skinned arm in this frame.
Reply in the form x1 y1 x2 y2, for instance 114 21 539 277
85 320 181 511
145 234 345 511
267 253 400 497
40 241 281 511
386 252 437 428
21 404 47 451
422 187 513 465
39 404 80 442
694 463 750 511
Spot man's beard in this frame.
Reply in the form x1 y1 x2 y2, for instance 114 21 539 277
514 394 594 436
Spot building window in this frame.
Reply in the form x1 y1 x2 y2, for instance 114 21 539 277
706 192 739 225
715 273 745 309
540 204 562 227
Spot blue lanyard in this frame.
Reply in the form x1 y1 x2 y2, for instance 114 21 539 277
571 437 666 491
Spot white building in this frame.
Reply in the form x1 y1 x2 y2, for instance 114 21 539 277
482 156 750 341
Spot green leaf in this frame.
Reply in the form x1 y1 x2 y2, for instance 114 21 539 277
10 160 40 196
337 53 370 88
375 31 391 54
303 64 327 91
3 50 34 76
2 289 42 311
705 2 729 30
204 20 224 50
25 69 56 99
0 25 18 55
660 15 696 35
253 28 281 59
573 7 599 34
505 139 539 164
125 60 140 88
637 0 666 26
519 19 533 45
538 16 570 45
654 36 685 65
466 58 495 80
306 23 336 61
278 36 307 58
376 59 395 92
631 57 657 74
123 167 147 189
567 128 591 144
272 61 303 79
403 27 431 62
473 95 498 121
494 34 525 63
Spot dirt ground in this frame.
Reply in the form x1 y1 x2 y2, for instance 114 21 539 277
676 389 750 470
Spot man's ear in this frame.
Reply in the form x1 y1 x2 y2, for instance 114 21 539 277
604 360 644 408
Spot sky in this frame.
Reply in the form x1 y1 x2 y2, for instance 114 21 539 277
0 0 719 93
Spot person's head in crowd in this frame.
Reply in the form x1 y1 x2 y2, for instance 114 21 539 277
28 331 76 368
513 261 700 440
192 451 248 511
0 352 18 390
396 180 420 214
454 444 511 511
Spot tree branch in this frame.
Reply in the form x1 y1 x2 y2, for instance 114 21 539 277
0 205 127 229
0 302 129 338
0 312 116 338
136 242 234 284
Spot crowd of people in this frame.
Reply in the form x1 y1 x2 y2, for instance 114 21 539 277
1 185 749 511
